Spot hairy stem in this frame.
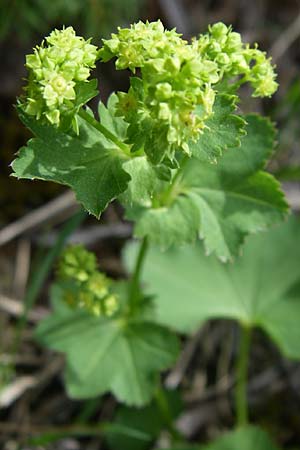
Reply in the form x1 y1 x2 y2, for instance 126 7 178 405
128 237 149 313
235 323 252 426
78 108 130 155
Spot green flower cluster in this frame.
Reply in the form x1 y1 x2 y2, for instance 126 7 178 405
99 20 278 162
58 245 118 317
23 27 98 126
100 20 219 161
196 22 278 97
100 20 186 71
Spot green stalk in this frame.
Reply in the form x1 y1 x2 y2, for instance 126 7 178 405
78 108 130 155
128 237 148 313
235 323 252 426
154 385 182 442
160 154 189 207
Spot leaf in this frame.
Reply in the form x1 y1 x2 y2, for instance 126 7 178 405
36 284 179 406
125 115 288 260
200 426 280 450
98 93 128 140
121 157 163 208
190 94 247 162
75 79 99 110
106 390 182 450
12 105 131 218
125 216 300 360
133 195 200 249
58 79 99 131
163 426 280 450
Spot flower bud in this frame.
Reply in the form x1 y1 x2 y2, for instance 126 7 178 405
58 246 119 318
158 102 172 120
156 83 173 100
209 22 228 39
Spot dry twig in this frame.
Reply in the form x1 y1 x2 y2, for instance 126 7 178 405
270 11 300 62
12 238 31 299
0 191 78 246
0 294 48 322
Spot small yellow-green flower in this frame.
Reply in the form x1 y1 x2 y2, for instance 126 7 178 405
58 245 97 282
58 245 119 318
23 27 99 126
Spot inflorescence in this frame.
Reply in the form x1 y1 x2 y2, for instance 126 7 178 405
23 27 98 126
100 21 278 162
22 21 278 163
57 245 118 317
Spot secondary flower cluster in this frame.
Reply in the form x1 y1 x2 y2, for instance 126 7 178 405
99 20 278 162
196 22 278 97
23 27 98 125
58 245 118 317
100 20 218 160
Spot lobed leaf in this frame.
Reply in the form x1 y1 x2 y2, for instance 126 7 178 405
36 284 179 406
12 104 131 218
121 157 163 208
162 426 279 450
201 426 280 450
190 94 247 162
125 216 300 360
125 115 288 260
106 390 182 450
98 93 128 140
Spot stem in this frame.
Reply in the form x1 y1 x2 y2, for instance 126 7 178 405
128 237 149 313
78 108 130 155
170 155 187 183
154 384 182 442
228 74 248 93
160 154 189 207
235 323 252 426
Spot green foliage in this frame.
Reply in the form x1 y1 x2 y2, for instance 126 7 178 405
12 104 131 217
36 284 179 406
12 21 292 444
125 216 300 360
124 115 288 260
189 94 246 162
98 93 128 140
201 425 280 450
106 390 182 450
163 426 279 450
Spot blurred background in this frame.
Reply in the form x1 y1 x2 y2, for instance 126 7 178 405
1 0 300 448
